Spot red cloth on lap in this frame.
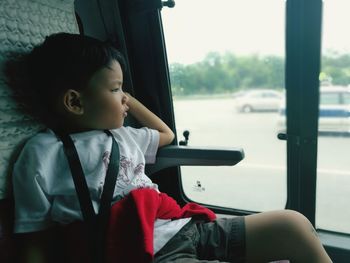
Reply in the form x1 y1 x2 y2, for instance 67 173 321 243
106 188 216 263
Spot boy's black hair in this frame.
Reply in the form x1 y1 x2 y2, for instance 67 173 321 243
5 33 126 127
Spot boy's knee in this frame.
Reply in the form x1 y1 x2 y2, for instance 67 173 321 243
283 210 310 224
280 210 314 236
246 209 315 242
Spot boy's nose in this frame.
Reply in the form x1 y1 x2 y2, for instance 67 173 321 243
122 93 129 104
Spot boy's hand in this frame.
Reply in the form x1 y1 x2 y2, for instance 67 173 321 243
124 92 174 147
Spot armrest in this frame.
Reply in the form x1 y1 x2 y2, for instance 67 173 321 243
146 145 245 175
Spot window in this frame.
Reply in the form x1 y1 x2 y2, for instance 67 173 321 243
317 0 350 234
162 0 286 212
343 93 350 104
320 93 340 105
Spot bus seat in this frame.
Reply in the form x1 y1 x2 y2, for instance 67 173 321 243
0 0 79 261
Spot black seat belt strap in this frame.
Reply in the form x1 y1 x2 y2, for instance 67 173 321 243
99 130 119 219
56 130 120 263
96 130 120 262
59 134 96 222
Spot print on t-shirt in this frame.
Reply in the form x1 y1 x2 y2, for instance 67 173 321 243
117 156 149 196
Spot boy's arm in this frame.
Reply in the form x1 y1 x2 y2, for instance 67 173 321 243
126 93 175 147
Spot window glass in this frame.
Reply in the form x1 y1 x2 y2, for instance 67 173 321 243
317 0 350 234
320 93 339 105
162 0 286 211
265 93 279 98
343 93 350 104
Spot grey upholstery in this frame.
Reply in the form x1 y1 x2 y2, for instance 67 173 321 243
0 0 79 199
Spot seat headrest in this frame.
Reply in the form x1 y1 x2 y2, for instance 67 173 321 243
0 0 79 199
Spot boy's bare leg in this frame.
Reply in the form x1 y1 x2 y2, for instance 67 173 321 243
244 210 332 263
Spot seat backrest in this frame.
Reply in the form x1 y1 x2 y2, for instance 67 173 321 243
0 0 79 199
0 0 79 261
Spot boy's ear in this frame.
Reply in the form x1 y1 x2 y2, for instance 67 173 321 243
62 89 84 115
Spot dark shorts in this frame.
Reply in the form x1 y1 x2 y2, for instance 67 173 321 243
154 217 246 263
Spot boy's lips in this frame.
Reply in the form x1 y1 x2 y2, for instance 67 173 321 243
123 105 129 117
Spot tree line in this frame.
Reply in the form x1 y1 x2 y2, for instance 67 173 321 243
169 51 350 96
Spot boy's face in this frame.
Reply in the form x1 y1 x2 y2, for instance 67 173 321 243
81 60 129 130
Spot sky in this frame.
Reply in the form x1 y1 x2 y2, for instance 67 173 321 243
161 0 350 65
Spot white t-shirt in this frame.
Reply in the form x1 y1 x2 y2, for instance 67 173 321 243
13 126 190 253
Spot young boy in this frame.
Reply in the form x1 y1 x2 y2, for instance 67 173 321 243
8 33 332 263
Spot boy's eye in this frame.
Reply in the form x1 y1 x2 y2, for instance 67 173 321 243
111 88 121 92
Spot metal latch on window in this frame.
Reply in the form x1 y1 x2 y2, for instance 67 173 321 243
179 130 190 146
162 0 175 8
277 133 316 145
